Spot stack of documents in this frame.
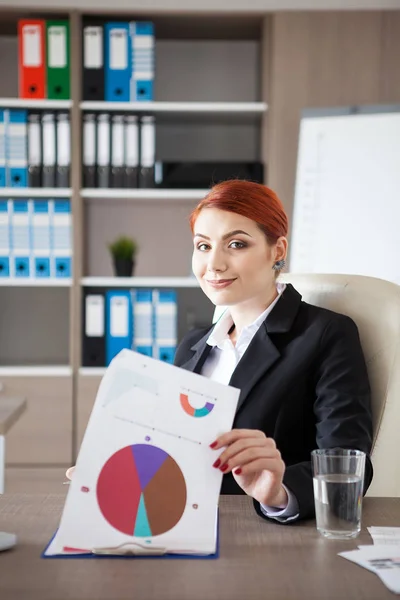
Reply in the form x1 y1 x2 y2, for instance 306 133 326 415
339 528 400 594
43 349 240 558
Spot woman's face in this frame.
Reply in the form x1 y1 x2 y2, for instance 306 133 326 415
192 208 286 307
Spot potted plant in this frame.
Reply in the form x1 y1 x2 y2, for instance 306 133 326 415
108 235 138 277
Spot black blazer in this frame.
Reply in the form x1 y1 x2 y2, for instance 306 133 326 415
174 283 373 522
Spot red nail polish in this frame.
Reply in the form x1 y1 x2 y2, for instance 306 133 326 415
213 459 221 468
220 464 228 472
210 441 217 449
234 468 242 475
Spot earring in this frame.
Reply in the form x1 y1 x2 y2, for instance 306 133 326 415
272 259 286 271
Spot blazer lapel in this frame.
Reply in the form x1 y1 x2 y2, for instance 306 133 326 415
178 330 213 374
229 284 303 414
229 326 280 414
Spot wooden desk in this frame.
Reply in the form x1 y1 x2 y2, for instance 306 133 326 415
0 397 26 493
0 494 399 600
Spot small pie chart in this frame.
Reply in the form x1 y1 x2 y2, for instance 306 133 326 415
96 444 187 537
180 392 215 417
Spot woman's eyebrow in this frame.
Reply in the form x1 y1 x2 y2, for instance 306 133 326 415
193 229 252 240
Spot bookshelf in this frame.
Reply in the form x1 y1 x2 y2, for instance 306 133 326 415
0 278 72 286
80 100 267 114
0 366 72 376
0 99 72 109
80 189 208 200
0 188 72 197
0 9 268 465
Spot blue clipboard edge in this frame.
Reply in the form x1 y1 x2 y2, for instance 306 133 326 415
41 513 219 560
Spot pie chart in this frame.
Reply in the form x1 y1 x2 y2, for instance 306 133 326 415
180 392 216 417
96 444 187 537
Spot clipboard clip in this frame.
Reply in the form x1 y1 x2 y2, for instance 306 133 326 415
91 542 168 556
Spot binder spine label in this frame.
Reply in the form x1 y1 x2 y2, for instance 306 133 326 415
43 113 56 167
110 295 129 337
23 25 42 67
28 113 41 167
48 26 67 68
111 115 124 167
125 116 138 167
0 111 6 186
0 201 10 255
84 27 103 69
83 114 96 166
86 295 105 337
110 28 128 70
57 114 71 167
140 116 155 168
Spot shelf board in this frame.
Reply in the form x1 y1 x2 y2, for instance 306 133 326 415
0 278 72 287
0 188 72 198
81 189 208 200
79 367 107 377
80 101 267 114
81 277 199 288
0 99 72 110
0 366 72 377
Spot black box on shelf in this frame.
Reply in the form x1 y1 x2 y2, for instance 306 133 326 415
154 161 264 189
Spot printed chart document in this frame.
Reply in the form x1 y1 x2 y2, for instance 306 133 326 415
44 349 240 557
339 539 400 594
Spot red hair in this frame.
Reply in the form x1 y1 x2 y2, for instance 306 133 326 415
189 180 288 244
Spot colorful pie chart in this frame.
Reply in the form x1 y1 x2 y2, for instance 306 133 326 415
96 444 187 537
180 392 215 417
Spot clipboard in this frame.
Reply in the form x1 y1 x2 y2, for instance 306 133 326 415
41 514 219 560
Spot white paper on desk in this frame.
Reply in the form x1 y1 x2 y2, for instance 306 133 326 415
368 527 400 545
45 349 240 557
339 545 400 594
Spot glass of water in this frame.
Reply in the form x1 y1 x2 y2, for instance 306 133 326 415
311 448 366 539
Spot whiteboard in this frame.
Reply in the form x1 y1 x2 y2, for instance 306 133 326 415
290 108 400 285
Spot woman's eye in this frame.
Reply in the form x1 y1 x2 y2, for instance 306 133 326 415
229 241 246 249
197 243 210 251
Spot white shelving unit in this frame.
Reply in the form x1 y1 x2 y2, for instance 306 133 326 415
81 189 208 200
81 276 199 287
0 188 72 198
79 367 107 377
0 278 72 287
0 9 267 467
0 99 72 109
0 366 72 377
80 101 267 114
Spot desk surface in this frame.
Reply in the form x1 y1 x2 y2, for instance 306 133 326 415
0 397 26 435
0 494 399 600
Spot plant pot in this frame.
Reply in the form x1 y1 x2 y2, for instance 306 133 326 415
113 257 135 277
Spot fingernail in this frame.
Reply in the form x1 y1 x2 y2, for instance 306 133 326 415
210 441 218 449
220 464 228 472
213 459 221 468
234 468 242 475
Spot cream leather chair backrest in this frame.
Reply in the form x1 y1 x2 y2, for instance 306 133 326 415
213 274 400 497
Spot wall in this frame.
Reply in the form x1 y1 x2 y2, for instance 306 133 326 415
267 10 400 241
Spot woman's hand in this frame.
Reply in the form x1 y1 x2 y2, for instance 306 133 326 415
210 429 287 508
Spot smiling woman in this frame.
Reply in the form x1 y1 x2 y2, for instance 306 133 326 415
173 179 374 524
190 181 288 333
66 180 374 525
